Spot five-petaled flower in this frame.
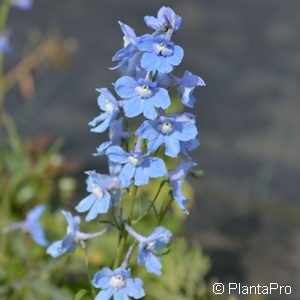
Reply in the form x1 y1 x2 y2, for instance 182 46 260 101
136 113 198 158
115 75 170 120
107 139 167 188
144 6 182 38
46 211 107 257
137 35 184 73
75 170 120 222
124 223 172 275
92 267 145 300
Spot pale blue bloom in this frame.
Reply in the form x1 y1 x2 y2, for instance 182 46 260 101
136 113 198 157
89 88 120 133
173 71 206 107
137 35 184 73
106 141 167 188
169 161 197 214
115 76 170 119
92 267 145 300
46 211 106 258
75 170 120 222
124 224 172 275
144 6 182 38
10 0 32 10
3 205 48 246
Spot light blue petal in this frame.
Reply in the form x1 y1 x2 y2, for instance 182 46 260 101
141 52 164 72
173 122 198 141
89 112 108 127
164 136 180 157
144 157 167 178
124 98 144 118
26 205 45 223
75 194 97 213
29 223 48 246
144 251 162 275
172 180 190 214
61 233 77 252
126 278 145 299
92 268 114 289
147 134 164 154
46 240 65 258
114 290 129 300
91 114 112 133
150 88 170 109
144 16 160 30
143 101 157 120
107 146 129 163
166 45 184 66
97 191 111 214
119 163 135 188
134 166 149 186
136 120 159 140
95 289 114 300
115 76 137 98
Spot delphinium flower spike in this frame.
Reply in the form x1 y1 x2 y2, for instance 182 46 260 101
46 211 107 258
3 205 48 246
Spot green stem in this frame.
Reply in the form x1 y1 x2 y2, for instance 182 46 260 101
82 244 96 298
113 185 137 269
158 194 174 225
132 180 166 224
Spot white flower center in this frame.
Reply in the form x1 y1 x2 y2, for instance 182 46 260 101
128 156 141 166
92 184 104 199
159 122 174 134
146 241 156 251
110 275 125 288
154 43 173 56
105 101 115 114
135 85 153 98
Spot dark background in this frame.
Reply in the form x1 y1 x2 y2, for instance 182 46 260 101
5 0 300 298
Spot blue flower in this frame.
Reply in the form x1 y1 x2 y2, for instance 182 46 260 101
144 6 182 37
173 71 206 107
46 211 107 258
89 88 120 133
137 35 184 73
111 21 139 72
93 118 130 157
106 140 167 188
0 31 11 54
3 205 48 246
92 267 145 300
124 224 172 275
136 113 198 158
10 0 32 10
75 170 120 222
169 161 197 214
115 76 170 119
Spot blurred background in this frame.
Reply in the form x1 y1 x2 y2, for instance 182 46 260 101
3 0 300 299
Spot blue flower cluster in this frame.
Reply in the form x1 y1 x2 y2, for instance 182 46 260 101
3 6 205 300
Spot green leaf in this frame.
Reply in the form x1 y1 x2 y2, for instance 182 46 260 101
75 289 88 300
